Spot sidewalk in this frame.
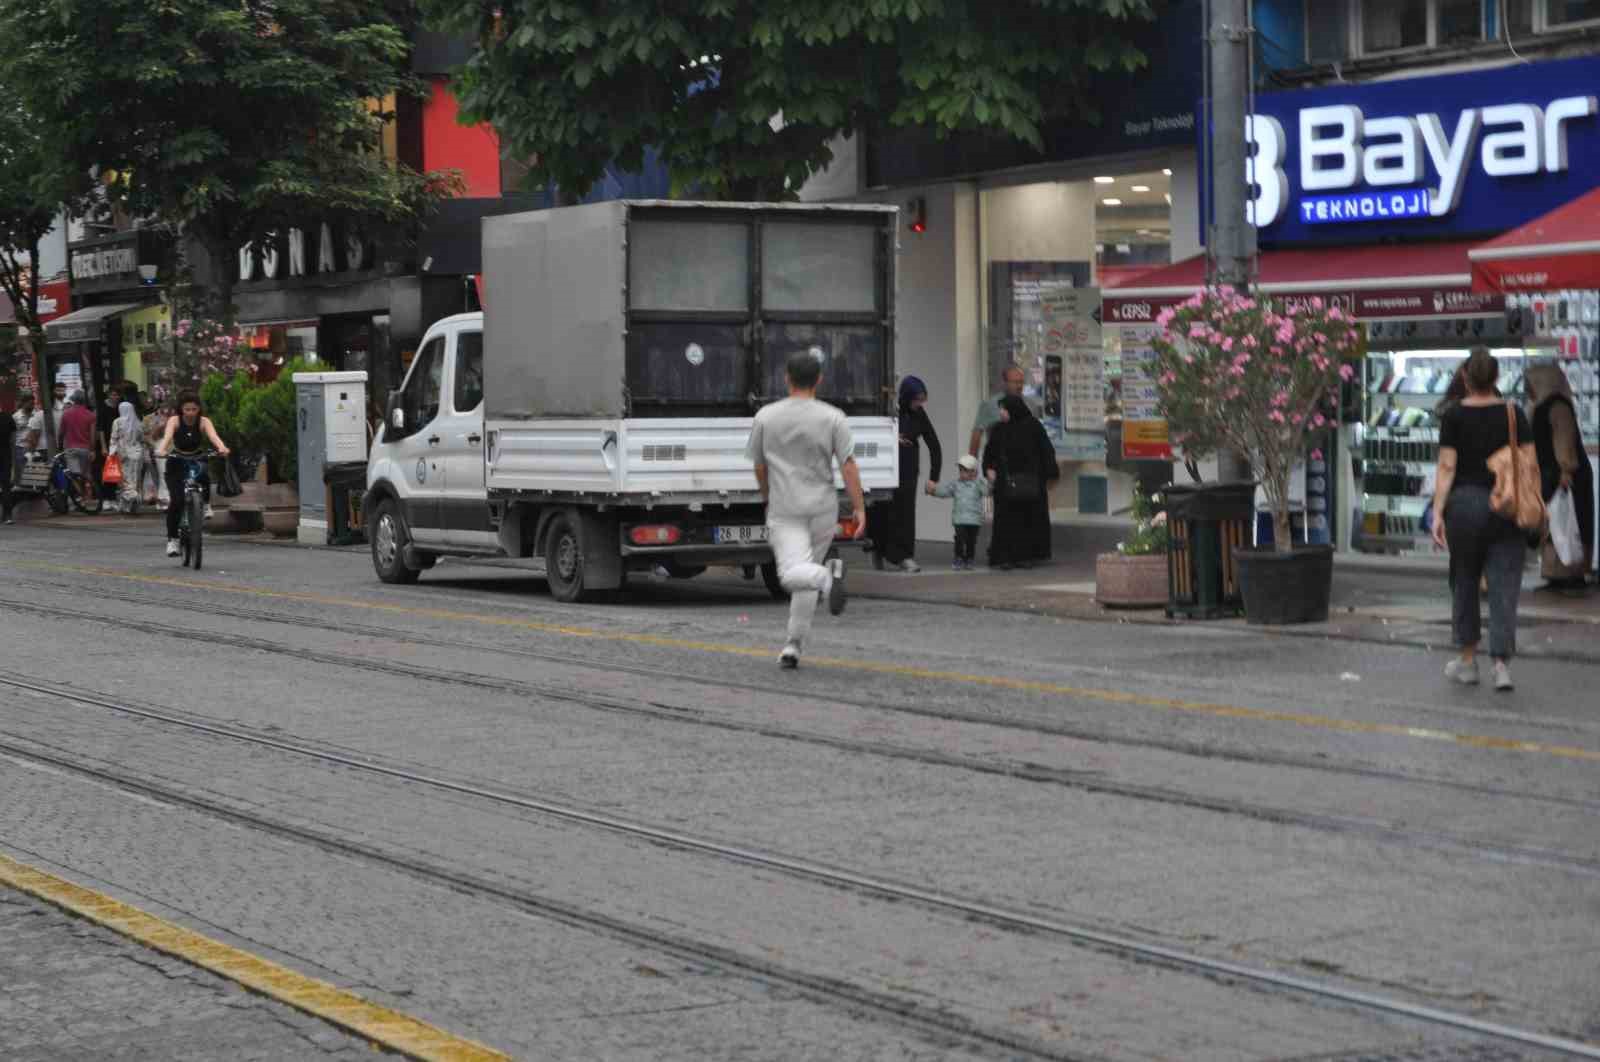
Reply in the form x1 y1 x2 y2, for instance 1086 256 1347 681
702 520 1600 662
12 501 1597 661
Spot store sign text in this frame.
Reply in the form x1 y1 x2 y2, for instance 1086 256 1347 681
239 224 368 282
1247 95 1598 228
70 246 138 280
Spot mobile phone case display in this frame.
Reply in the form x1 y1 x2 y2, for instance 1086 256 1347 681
1355 348 1538 553
1505 291 1599 450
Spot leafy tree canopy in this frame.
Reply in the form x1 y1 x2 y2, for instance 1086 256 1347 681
0 99 77 333
0 0 458 317
425 0 1158 201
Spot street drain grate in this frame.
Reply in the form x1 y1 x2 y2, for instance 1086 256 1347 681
1282 1044 1526 1062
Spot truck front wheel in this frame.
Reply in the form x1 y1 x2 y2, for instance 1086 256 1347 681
371 498 421 585
544 513 590 603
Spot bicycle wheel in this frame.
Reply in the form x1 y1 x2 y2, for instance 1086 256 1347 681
67 476 104 514
187 491 205 570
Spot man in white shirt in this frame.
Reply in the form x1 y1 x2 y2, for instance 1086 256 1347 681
746 350 867 669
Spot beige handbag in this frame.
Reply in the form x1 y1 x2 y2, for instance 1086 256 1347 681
1486 402 1547 532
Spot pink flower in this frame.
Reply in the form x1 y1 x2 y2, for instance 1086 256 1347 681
1269 410 1286 423
1221 336 1235 352
1338 363 1355 381
1311 448 1324 461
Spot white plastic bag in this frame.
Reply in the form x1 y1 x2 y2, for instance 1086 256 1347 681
1548 486 1583 567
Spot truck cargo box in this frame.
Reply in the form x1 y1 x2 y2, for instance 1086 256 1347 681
482 200 898 422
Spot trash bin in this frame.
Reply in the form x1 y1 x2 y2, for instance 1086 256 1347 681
324 461 368 546
1162 482 1256 619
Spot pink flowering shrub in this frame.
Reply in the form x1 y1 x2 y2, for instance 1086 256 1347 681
1151 287 1360 553
151 318 256 401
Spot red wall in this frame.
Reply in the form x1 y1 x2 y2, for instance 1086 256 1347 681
422 78 501 197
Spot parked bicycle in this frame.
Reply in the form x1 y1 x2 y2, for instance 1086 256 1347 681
171 450 219 569
12 450 105 515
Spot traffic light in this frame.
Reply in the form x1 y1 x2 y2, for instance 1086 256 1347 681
907 196 927 234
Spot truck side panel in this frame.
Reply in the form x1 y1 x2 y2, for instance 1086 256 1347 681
486 416 899 497
482 202 627 421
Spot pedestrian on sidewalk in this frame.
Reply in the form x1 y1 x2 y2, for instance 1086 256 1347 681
1 400 15 524
107 400 146 515
928 455 990 569
746 349 867 670
868 374 941 573
142 403 170 506
59 391 98 508
1524 365 1594 590
1430 348 1530 691
982 395 1058 570
968 365 1031 458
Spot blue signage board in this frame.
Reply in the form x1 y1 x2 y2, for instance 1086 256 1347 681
1246 55 1600 246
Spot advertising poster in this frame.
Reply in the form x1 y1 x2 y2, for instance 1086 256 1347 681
1038 286 1105 460
1119 324 1172 461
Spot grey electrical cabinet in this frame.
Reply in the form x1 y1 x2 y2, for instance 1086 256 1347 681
294 371 368 544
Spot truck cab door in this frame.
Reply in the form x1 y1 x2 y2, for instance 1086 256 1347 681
440 329 494 549
389 335 446 545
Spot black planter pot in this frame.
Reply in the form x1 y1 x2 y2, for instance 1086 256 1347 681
1233 544 1335 625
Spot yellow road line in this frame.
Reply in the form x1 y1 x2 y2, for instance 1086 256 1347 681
0 852 511 1062
19 560 1600 765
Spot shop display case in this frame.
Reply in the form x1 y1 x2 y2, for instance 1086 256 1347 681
1354 345 1546 554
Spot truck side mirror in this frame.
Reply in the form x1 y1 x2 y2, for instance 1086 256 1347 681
385 390 406 433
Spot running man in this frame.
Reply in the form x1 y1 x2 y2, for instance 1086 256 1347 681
746 349 867 670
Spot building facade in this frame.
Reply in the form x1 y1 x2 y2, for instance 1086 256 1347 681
812 0 1600 557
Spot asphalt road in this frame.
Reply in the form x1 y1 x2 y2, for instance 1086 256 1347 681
1 519 1596 1061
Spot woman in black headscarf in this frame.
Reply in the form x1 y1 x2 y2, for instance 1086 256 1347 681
868 374 942 572
982 395 1058 569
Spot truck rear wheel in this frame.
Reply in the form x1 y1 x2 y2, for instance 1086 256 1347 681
371 498 421 585
544 513 591 603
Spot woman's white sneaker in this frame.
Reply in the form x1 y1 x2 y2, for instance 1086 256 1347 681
1444 657 1479 685
166 539 180 557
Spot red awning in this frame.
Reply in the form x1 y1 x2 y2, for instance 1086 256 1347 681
1469 187 1600 293
1100 241 1504 324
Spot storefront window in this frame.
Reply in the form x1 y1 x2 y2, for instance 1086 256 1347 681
980 165 1175 518
1363 0 1429 51
1549 0 1600 24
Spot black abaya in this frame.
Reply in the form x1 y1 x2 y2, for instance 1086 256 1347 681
982 408 1057 566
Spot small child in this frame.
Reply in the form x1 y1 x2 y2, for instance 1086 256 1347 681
927 455 991 569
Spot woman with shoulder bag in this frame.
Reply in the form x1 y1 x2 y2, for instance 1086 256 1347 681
1524 365 1594 589
1430 349 1537 691
982 395 1058 570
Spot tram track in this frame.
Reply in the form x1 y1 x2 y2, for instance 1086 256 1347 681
2 589 1599 882
2 672 1597 1059
4 577 1597 818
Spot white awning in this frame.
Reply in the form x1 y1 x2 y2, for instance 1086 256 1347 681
44 301 145 344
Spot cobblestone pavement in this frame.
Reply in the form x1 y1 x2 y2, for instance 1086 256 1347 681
0 887 375 1060
0 519 1595 1061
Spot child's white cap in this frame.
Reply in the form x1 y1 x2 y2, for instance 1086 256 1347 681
957 455 978 471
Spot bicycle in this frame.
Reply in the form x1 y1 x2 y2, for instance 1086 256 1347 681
26 450 105 516
169 450 218 570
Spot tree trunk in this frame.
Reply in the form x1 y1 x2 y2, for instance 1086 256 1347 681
209 239 237 328
25 236 58 455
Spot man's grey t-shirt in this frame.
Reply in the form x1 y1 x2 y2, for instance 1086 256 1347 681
746 396 854 519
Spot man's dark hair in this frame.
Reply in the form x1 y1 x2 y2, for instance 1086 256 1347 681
785 350 822 390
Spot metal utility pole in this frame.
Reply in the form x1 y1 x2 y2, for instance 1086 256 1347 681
1206 0 1255 289
1206 0 1256 483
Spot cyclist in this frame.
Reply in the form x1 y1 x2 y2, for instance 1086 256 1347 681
154 391 230 557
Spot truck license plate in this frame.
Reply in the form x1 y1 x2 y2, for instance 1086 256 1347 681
713 525 769 544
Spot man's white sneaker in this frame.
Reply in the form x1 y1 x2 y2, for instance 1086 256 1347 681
826 557 847 616
1444 657 1479 685
1492 661 1514 691
779 645 800 670
165 539 180 557
204 505 214 520
900 559 921 573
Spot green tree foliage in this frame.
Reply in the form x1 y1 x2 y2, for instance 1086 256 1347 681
0 0 458 319
425 0 1157 200
0 100 78 444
